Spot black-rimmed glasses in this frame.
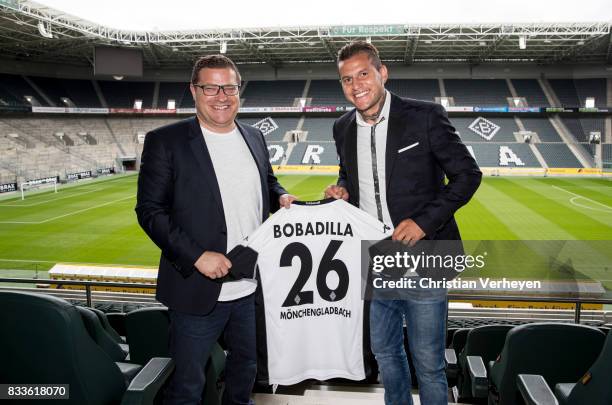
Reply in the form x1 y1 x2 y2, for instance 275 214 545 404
193 83 241 96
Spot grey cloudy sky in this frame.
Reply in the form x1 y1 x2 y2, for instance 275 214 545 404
35 0 612 31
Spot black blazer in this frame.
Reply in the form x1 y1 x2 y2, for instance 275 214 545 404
135 117 287 315
333 93 482 240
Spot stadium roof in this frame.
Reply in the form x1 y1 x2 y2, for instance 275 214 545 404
0 0 611 68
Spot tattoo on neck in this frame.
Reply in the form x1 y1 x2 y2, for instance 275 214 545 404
361 94 385 122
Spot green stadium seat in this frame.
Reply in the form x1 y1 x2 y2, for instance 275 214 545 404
126 307 226 405
90 307 126 344
0 291 174 405
106 312 127 337
517 330 612 405
457 325 513 401
450 328 470 355
77 306 129 362
126 307 170 366
446 327 459 347
488 322 605 405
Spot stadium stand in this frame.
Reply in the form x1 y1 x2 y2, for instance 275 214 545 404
301 117 337 141
604 144 612 167
444 79 511 106
158 81 191 109
549 79 582 108
510 79 550 107
97 80 155 108
286 142 339 166
561 117 606 142
550 78 608 108
307 80 351 105
535 143 585 167
30 76 101 107
241 80 306 106
2 112 607 184
467 143 541 167
0 73 45 106
580 117 606 140
574 78 608 108
265 141 290 164
581 142 596 158
520 117 563 142
385 79 440 102
561 117 588 141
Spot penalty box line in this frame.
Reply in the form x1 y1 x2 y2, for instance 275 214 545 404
0 194 135 225
551 185 612 212
0 187 104 207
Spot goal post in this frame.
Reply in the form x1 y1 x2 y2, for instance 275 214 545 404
20 177 58 200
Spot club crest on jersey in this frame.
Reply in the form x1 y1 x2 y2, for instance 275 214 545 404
273 222 354 238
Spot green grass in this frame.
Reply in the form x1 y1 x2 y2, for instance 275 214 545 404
0 174 611 288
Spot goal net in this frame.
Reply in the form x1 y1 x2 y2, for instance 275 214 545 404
20 177 58 200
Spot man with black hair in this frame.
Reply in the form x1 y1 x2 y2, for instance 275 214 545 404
325 41 481 405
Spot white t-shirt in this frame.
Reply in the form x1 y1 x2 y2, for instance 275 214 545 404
244 199 391 385
201 126 262 301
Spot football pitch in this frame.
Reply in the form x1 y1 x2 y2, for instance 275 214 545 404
0 173 611 288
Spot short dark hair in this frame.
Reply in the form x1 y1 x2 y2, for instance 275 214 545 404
191 54 241 84
337 41 382 70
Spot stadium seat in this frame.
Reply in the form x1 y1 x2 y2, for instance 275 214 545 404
0 291 174 405
446 327 459 347
126 307 226 405
517 330 612 405
90 307 126 344
77 306 129 362
450 328 470 355
456 324 513 401
126 307 170 365
488 323 605 405
106 312 128 337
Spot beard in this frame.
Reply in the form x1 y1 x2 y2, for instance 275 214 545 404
357 89 386 121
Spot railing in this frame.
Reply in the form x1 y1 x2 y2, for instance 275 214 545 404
1 277 611 324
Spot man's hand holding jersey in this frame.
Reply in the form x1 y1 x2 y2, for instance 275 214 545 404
324 185 349 201
279 193 298 209
195 251 232 279
324 184 425 246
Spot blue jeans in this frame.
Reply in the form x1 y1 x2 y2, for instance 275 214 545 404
164 294 257 405
370 286 448 405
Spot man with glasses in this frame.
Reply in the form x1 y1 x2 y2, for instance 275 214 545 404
325 41 481 405
136 54 295 405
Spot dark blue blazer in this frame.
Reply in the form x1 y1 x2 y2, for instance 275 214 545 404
136 117 286 315
333 93 482 240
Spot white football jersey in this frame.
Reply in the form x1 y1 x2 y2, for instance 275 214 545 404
244 199 391 385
